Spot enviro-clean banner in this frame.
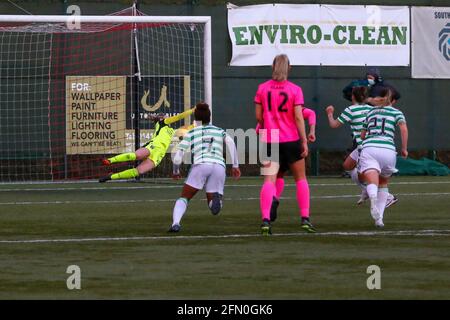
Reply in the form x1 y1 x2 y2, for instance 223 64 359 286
227 4 410 66
412 7 450 79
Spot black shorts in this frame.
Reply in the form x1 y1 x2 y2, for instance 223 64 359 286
261 140 304 173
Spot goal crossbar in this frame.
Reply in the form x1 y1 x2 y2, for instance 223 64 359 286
0 15 210 24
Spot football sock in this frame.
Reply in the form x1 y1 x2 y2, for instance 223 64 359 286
108 152 137 164
172 197 188 226
366 183 378 200
111 168 139 180
275 178 285 200
376 188 389 221
349 168 366 191
260 181 276 221
296 179 310 219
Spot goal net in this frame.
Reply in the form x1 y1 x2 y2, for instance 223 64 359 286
0 9 211 182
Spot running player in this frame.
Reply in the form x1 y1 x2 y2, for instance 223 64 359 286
168 102 241 232
255 54 310 235
358 88 408 227
99 107 195 182
326 86 398 207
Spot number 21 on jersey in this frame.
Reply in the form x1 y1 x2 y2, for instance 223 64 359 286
367 117 387 135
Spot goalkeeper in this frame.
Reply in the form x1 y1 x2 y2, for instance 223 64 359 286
99 107 195 183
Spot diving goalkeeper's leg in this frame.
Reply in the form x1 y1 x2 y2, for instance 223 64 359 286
102 147 150 165
99 158 155 183
102 153 135 166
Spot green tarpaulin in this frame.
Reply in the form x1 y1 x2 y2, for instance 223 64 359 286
396 157 450 176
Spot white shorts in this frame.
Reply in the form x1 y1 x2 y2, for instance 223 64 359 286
349 148 360 161
185 163 226 195
358 147 398 177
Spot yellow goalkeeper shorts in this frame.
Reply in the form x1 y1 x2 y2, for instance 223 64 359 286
145 143 166 167
145 126 174 167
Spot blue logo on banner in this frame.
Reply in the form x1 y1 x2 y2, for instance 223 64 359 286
438 23 450 61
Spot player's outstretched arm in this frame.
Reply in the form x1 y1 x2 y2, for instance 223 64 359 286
325 105 342 129
398 122 408 158
224 134 241 180
164 107 196 125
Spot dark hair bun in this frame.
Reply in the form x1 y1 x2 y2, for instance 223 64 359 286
194 102 211 124
196 102 209 110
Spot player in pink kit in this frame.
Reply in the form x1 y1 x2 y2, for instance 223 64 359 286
254 54 312 235
255 107 316 227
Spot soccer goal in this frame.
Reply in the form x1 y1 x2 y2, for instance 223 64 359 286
0 10 211 182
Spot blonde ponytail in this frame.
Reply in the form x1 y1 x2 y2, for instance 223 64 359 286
272 54 290 82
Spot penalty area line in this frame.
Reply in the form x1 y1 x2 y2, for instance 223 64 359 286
0 230 449 244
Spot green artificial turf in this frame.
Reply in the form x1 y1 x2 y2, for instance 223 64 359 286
0 176 449 299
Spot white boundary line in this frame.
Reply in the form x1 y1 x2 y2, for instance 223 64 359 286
0 192 449 206
0 229 449 244
0 181 449 192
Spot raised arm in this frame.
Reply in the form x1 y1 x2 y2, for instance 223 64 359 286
164 107 196 125
325 105 343 129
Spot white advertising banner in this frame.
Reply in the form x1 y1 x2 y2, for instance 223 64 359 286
412 7 450 79
227 3 410 66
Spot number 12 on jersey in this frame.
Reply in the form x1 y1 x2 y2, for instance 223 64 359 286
267 91 288 113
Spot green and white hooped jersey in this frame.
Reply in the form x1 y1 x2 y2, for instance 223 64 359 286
362 106 406 151
177 125 227 167
337 104 373 149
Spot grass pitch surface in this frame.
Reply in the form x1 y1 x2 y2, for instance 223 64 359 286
0 176 449 299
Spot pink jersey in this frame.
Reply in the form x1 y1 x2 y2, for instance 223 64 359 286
254 79 304 143
256 107 316 134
